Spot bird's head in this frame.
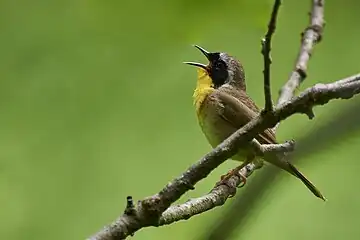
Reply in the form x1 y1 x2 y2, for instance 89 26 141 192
184 45 246 90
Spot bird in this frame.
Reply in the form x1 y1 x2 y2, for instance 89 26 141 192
184 45 325 201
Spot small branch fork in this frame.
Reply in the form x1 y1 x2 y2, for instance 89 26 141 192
88 1 359 240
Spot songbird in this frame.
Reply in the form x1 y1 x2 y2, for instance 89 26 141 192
184 45 325 200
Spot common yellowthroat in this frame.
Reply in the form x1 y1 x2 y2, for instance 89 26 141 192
185 45 325 200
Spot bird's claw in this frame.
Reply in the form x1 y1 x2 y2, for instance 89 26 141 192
214 167 247 197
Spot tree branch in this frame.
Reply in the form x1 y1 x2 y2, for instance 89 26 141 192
88 1 330 239
158 161 259 226
262 0 282 112
87 1 360 239
88 72 360 240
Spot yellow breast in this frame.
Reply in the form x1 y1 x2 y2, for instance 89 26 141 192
191 68 249 162
192 68 214 115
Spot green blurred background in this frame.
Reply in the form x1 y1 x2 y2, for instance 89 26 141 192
1 0 360 239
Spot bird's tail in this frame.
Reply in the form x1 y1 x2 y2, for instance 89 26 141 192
265 153 326 201
286 161 326 201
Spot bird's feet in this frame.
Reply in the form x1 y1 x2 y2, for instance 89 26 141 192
214 165 247 197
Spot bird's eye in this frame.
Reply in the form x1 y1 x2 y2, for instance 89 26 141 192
209 60 228 88
214 61 225 70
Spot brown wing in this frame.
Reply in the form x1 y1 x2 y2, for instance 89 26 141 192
213 90 277 144
213 90 325 200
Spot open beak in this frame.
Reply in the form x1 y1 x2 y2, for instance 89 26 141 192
183 45 211 70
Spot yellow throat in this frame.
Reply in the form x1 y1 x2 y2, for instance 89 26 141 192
193 68 214 114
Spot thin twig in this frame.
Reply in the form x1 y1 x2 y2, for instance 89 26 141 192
276 0 325 107
251 139 295 155
88 73 360 240
262 0 282 112
274 0 325 131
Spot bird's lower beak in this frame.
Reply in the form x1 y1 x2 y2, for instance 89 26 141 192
183 61 207 70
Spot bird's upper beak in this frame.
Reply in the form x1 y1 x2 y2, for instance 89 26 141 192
193 45 210 60
183 45 211 70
